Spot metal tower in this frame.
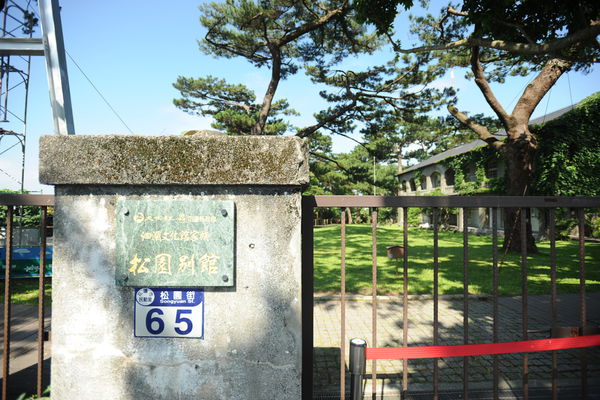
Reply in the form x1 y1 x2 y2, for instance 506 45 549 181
0 0 74 191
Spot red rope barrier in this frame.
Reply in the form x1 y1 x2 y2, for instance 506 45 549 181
366 334 600 360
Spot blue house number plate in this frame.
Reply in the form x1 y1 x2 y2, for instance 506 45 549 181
134 288 204 339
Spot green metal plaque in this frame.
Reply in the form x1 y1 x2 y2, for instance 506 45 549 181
115 199 234 287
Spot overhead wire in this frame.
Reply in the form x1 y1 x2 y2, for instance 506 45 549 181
566 71 574 108
0 166 21 184
507 74 535 110
65 50 135 134
542 86 552 124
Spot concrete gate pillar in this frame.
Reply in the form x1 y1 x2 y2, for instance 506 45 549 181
39 135 308 399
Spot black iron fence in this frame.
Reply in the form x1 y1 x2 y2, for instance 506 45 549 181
302 195 600 400
1 193 53 399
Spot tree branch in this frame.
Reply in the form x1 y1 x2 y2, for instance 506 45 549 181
302 0 320 18
296 99 357 138
193 95 252 113
447 6 468 17
394 21 600 55
309 151 350 173
496 20 535 44
385 31 401 52
470 46 510 125
437 7 467 40
512 58 572 121
337 132 369 149
252 39 282 134
276 2 348 46
204 29 270 63
374 63 419 94
448 105 504 151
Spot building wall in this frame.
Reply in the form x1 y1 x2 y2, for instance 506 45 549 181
397 159 547 238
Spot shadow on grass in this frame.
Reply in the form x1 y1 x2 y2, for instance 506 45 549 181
314 225 600 296
0 278 52 305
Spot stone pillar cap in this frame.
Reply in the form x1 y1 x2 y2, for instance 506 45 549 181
39 135 308 186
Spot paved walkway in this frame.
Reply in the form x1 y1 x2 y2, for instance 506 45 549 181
1 296 599 399
314 293 600 399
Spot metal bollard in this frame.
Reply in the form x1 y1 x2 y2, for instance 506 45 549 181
349 338 367 400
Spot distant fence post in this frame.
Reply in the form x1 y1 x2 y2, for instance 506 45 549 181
39 134 308 399
349 338 367 400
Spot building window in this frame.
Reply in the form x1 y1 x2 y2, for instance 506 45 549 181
431 172 441 188
466 167 477 182
401 180 408 192
486 162 498 178
420 177 427 190
445 169 455 186
409 179 417 191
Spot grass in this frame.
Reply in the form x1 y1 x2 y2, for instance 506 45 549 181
3 225 599 301
314 224 600 296
0 278 52 305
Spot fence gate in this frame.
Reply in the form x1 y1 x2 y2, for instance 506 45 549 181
302 195 600 400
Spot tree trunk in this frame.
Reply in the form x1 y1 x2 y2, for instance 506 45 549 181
252 44 282 135
450 53 570 254
345 207 353 224
501 129 538 253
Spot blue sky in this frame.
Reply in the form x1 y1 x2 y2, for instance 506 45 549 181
1 0 599 193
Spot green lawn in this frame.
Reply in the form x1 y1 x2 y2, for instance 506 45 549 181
3 225 598 302
0 278 52 305
314 224 600 296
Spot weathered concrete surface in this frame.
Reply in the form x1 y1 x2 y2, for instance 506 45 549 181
40 135 307 400
39 135 308 186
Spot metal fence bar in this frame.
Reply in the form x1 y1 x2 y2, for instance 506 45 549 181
300 197 315 400
37 206 48 397
521 208 529 400
492 207 499 400
402 207 409 398
578 208 587 399
371 207 378 398
2 205 13 400
433 207 439 399
462 207 469 399
340 208 347 400
305 195 600 399
0 194 54 206
0 196 55 398
549 208 557 400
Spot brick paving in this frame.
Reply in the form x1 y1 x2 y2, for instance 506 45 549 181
1 296 599 399
314 293 600 399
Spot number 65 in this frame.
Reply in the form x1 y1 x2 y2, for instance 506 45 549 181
145 308 193 335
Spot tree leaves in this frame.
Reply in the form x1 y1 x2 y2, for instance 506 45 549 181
172 75 297 135
532 92 600 196
353 0 414 34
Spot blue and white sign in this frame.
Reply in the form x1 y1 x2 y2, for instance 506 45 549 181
134 288 204 339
